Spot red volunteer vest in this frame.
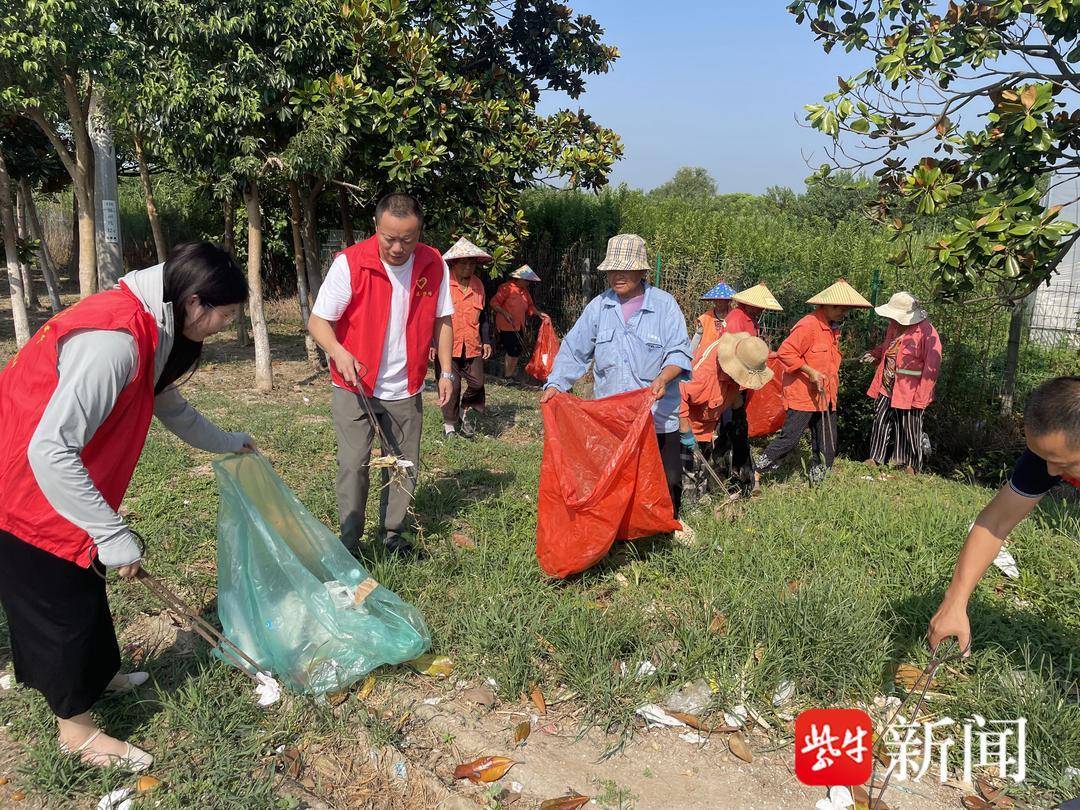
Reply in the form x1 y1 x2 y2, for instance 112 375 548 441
329 236 444 397
0 284 159 567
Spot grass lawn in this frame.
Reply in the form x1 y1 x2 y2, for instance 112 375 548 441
0 312 1078 808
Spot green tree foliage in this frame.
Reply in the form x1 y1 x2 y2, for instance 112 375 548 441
0 0 125 295
766 170 879 226
649 166 718 200
790 0 1080 302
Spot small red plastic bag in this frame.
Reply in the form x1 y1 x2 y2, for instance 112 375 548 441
525 318 560 381
746 356 786 438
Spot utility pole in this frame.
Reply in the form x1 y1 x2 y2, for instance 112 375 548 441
89 90 124 287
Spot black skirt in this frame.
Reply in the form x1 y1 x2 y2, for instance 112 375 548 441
0 529 121 718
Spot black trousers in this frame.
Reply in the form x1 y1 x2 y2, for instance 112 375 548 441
758 408 838 473
728 402 754 491
435 353 486 426
655 430 683 519
0 529 121 718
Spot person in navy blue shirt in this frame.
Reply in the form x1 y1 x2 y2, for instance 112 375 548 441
541 234 692 523
928 376 1080 654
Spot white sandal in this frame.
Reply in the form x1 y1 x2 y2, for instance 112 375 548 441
105 671 149 694
59 729 154 772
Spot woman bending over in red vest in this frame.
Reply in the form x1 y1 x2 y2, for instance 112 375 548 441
0 242 254 773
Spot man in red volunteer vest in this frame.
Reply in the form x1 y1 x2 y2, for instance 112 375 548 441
929 376 1080 655
308 193 454 556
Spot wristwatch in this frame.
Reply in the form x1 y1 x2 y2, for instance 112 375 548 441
441 371 456 381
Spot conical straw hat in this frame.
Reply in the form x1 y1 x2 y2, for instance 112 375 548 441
443 237 492 263
701 281 737 301
510 264 541 282
806 278 872 308
731 283 783 312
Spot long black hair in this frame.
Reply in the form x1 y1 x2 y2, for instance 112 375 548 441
156 242 248 394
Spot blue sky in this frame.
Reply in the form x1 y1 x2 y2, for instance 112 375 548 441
537 2 872 194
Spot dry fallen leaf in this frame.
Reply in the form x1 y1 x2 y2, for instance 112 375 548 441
961 797 991 809
10 789 25 802
530 685 547 716
850 785 870 805
785 580 802 596
279 746 303 780
452 532 476 549
894 663 927 690
357 675 376 700
709 612 727 635
461 686 496 709
668 712 739 734
326 689 349 707
540 794 591 810
453 756 516 784
727 733 753 763
136 775 163 793
975 778 1001 803
513 721 531 745
0 776 7 786
409 654 455 678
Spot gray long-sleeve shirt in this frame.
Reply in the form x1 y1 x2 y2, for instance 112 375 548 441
25 265 249 567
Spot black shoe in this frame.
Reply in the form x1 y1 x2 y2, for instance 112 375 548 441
384 533 416 557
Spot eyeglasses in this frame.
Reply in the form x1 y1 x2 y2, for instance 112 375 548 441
205 302 238 326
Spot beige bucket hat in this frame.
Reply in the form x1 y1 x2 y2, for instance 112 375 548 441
875 291 927 326
807 278 872 308
597 234 651 273
732 283 783 312
716 332 774 390
443 237 492 263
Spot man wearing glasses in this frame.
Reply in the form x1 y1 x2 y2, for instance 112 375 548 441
308 193 454 556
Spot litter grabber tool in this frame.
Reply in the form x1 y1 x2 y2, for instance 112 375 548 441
868 639 965 809
135 568 264 683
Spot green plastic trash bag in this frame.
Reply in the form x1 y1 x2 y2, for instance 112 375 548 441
213 453 430 694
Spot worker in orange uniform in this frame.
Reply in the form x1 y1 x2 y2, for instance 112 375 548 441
680 282 738 497
490 265 548 385
725 283 784 493
755 279 871 484
437 237 494 438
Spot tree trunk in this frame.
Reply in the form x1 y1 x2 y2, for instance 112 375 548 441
288 180 321 367
56 83 99 298
133 128 167 263
0 154 31 347
222 195 249 347
338 185 354 246
70 191 79 275
19 179 62 312
13 184 40 311
999 299 1029 417
243 180 273 392
301 179 324 300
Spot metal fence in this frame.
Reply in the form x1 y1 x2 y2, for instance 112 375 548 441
518 240 1080 468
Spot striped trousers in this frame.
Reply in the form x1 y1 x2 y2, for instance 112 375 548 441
868 395 924 471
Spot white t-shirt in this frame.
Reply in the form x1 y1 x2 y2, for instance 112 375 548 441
312 251 454 400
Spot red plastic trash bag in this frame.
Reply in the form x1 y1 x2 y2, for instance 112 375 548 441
746 356 786 438
525 318 560 381
536 388 681 578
